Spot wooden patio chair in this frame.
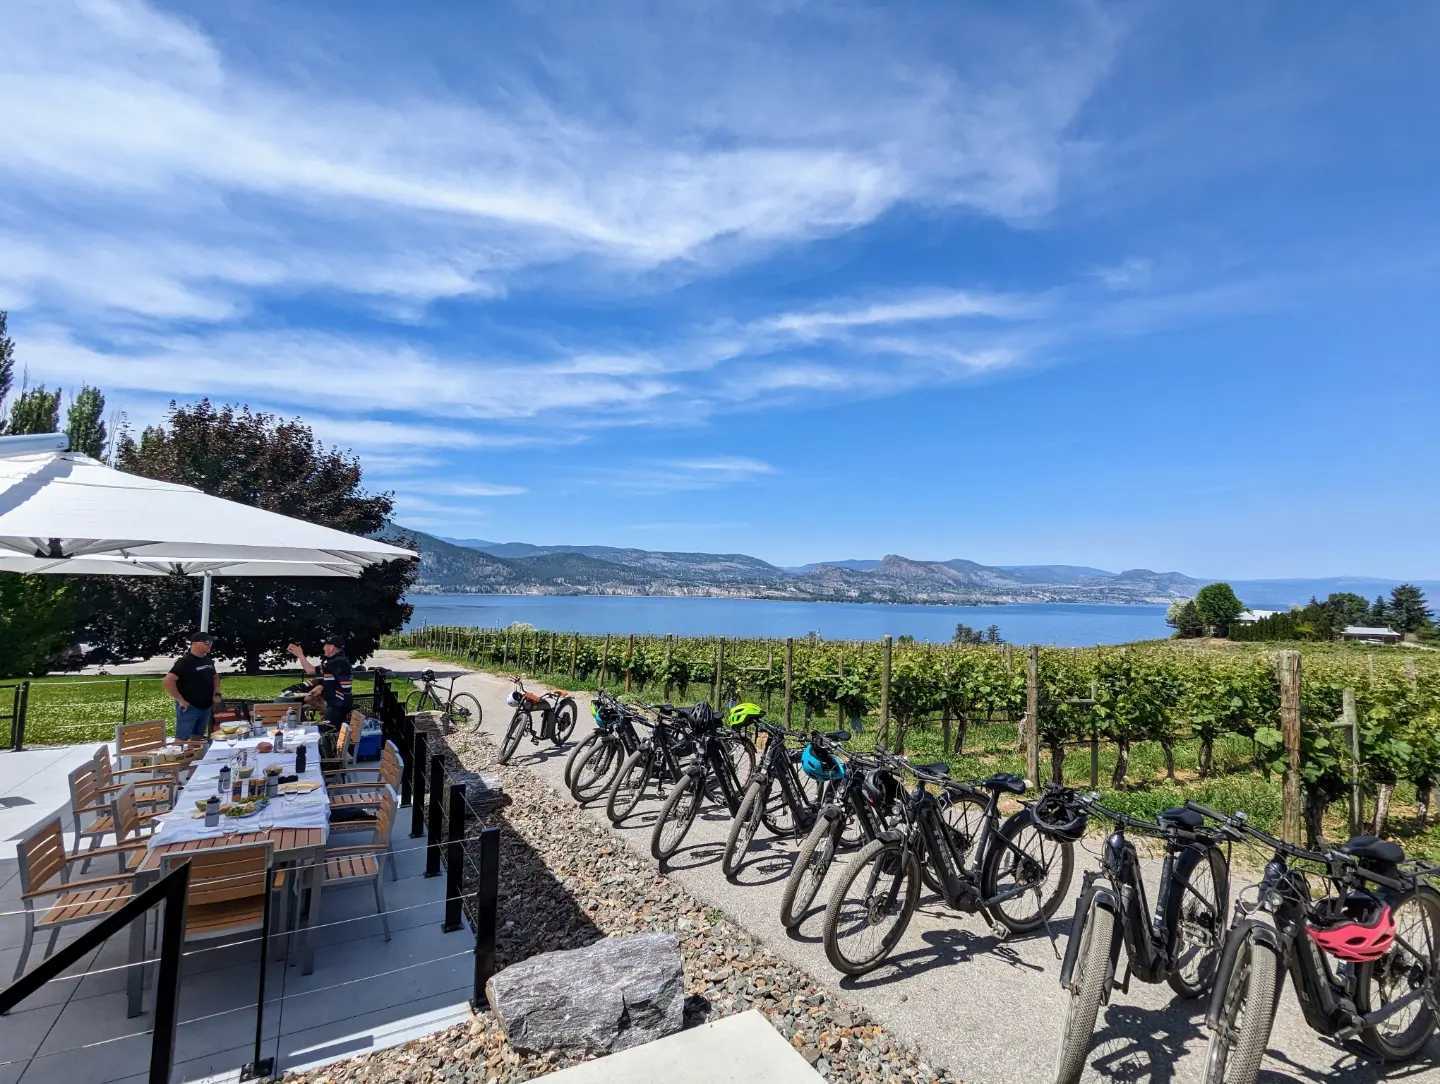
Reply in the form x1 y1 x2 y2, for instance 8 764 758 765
251 702 295 728
12 816 146 980
327 741 402 815
318 720 355 779
68 765 164 868
159 841 276 945
91 745 175 811
280 793 397 943
115 719 205 775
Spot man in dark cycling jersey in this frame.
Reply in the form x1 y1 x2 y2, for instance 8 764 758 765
287 635 354 742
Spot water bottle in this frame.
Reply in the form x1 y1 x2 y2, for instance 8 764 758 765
218 763 231 797
274 727 285 753
295 743 307 775
204 795 220 826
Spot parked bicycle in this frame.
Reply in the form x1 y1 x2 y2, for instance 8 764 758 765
497 676 578 764
822 753 1073 976
649 703 757 866
568 692 646 802
722 721 846 880
779 748 896 929
1047 789 1232 1084
405 669 483 734
1191 804 1440 1084
605 708 693 825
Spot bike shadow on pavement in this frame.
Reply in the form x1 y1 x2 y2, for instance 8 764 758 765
727 839 802 889
1079 1001 1205 1083
1256 1037 1440 1083
834 922 1048 991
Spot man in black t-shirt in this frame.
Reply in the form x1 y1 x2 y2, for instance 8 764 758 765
164 632 222 739
287 634 354 728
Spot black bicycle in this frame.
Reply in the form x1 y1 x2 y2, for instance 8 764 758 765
649 704 756 866
1051 790 1232 1084
722 723 842 880
605 710 691 825
497 676 577 764
822 754 1074 976
1193 805 1440 1083
567 692 647 802
779 749 895 930
405 669 483 734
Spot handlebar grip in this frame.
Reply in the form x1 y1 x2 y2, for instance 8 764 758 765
1184 800 1229 822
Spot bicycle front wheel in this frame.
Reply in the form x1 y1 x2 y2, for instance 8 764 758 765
822 837 919 976
1054 901 1115 1084
981 809 1074 934
651 772 702 862
722 779 768 880
1203 931 1279 1084
606 748 652 824
572 737 623 802
563 730 601 790
497 710 527 764
445 692 483 735
781 810 841 930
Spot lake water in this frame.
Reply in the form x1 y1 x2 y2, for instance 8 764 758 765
405 594 1169 647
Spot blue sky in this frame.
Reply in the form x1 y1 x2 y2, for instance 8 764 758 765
3 1 1438 577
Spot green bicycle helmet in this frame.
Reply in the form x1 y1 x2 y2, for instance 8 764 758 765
726 702 764 728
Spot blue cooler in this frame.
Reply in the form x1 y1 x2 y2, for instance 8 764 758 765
355 715 384 760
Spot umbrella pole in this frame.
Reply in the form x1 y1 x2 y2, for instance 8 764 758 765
199 572 212 632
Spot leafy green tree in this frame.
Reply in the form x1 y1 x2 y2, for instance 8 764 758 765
953 623 983 644
1194 582 1244 637
0 311 13 434
8 386 60 435
0 574 74 675
1175 600 1204 638
76 400 416 672
1387 584 1434 635
65 385 107 458
1325 592 1371 628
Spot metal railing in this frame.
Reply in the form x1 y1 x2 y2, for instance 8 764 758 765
2 680 29 751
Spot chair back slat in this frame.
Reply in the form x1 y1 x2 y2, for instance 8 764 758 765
163 843 271 907
380 742 401 788
375 792 398 844
117 720 167 763
18 818 68 892
68 761 102 813
252 703 292 726
109 784 145 839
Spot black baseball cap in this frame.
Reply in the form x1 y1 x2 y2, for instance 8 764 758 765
188 631 214 644
322 633 345 647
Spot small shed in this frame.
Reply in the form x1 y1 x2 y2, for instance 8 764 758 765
1341 625 1402 643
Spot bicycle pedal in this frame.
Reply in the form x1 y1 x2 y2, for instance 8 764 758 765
988 920 1009 940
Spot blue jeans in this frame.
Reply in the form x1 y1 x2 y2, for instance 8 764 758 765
175 704 213 740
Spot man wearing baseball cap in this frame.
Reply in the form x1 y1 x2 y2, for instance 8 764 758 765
287 634 354 730
164 631 222 740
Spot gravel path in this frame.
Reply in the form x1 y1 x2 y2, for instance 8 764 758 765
364 653 1440 1084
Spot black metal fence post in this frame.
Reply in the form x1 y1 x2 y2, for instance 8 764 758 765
241 867 275 1081
9 681 29 752
426 754 444 878
410 730 428 838
443 783 465 931
470 826 500 1011
149 866 191 1084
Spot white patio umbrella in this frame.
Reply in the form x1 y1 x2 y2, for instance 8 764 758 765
0 434 416 629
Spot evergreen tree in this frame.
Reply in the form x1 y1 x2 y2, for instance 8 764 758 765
1325 591 1370 627
1387 584 1434 635
64 385 107 457
1175 600 1205 638
7 386 60 435
1370 595 1390 626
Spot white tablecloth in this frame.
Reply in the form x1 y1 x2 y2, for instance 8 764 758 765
149 727 330 847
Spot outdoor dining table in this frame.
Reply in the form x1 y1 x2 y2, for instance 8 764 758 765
125 725 330 1016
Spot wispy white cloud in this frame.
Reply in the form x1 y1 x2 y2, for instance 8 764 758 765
586 456 778 494
758 290 1045 340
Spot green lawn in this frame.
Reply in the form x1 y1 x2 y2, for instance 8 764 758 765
3 671 379 746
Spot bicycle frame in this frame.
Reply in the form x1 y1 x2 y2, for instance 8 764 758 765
1207 852 1435 1041
900 780 1027 915
753 725 824 833
685 727 745 814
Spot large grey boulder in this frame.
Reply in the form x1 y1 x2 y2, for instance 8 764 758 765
485 932 685 1054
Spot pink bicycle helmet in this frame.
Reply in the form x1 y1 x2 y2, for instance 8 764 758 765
1307 892 1396 963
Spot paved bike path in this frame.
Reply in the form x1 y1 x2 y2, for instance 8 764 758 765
377 654 1440 1084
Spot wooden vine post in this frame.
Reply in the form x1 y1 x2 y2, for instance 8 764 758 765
502 627 511 668
569 633 579 681
784 638 795 727
766 643 775 711
599 634 610 688
1343 687 1361 835
1024 645 1040 786
879 635 893 749
1277 650 1303 844
625 634 635 692
713 638 725 707
547 632 555 674
664 635 674 698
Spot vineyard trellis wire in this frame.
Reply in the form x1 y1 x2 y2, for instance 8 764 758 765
386 624 1440 847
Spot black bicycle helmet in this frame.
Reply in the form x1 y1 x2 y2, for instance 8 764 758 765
862 767 900 811
422 669 435 682
1032 789 1087 843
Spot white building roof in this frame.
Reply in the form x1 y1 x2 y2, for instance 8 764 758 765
1342 626 1400 637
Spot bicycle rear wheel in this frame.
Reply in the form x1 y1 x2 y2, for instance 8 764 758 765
781 810 841 929
1356 885 1440 1060
981 809 1073 934
822 837 920 976
551 698 578 745
572 737 623 802
722 779 768 880
1167 846 1229 998
920 792 987 894
563 731 602 790
606 748 652 824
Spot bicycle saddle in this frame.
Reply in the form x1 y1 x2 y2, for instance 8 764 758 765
1340 834 1404 868
916 761 951 777
825 730 851 743
982 772 1026 795
1157 807 1204 831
